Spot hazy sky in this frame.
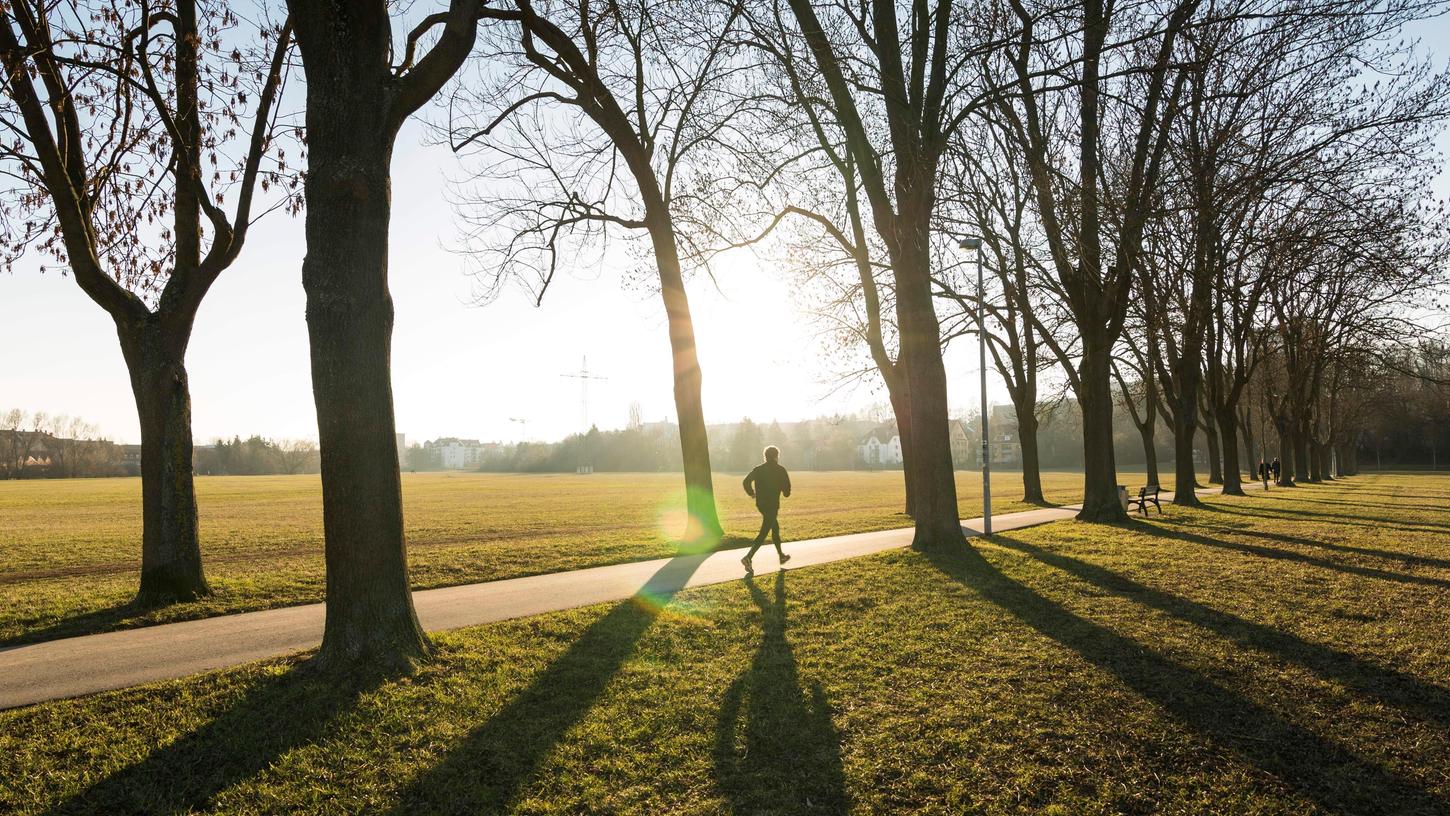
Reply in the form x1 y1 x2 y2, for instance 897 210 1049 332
3 12 1447 446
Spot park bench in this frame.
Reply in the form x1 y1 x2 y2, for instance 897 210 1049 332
1128 485 1163 516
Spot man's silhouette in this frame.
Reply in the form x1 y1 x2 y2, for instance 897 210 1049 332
742 446 791 575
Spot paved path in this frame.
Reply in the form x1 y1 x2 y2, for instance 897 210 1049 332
0 486 1248 709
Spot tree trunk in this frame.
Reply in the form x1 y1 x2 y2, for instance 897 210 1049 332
895 229 962 548
1139 421 1160 487
1216 407 1244 496
295 9 429 672
1203 419 1223 485
120 324 209 606
1294 419 1313 483
647 220 723 543
887 381 916 516
1277 425 1296 486
1015 404 1046 504
1170 369 1202 506
1078 336 1127 521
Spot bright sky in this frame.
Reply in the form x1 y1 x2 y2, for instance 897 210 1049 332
2 12 1446 446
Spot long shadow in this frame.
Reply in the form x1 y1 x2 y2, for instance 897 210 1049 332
713 571 848 814
1186 519 1450 572
1 600 160 649
921 546 1448 814
386 553 706 814
994 534 1450 730
1209 502 1450 535
42 663 381 815
1147 521 1450 591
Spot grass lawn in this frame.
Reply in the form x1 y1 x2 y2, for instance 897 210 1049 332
0 469 1145 645
2 473 1447 814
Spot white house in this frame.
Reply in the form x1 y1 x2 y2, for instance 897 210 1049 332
858 423 904 466
429 437 486 470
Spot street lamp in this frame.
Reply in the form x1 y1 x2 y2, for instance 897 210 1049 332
959 236 991 537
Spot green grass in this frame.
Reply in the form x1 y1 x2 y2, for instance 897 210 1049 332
0 469 1142 645
2 473 1447 814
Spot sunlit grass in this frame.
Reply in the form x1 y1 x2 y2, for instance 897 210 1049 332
2 473 1446 814
0 469 1146 644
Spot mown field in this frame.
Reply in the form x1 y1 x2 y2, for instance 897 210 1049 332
0 469 1147 645
2 473 1446 815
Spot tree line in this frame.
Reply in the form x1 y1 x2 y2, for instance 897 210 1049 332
4 0 1446 673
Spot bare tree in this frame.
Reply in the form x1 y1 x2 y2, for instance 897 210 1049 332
1 1 295 603
286 0 485 672
448 0 751 542
988 0 1200 520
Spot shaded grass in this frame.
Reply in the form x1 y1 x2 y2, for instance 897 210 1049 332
0 469 1144 645
2 473 1448 814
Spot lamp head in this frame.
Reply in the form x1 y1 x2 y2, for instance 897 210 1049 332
959 236 983 250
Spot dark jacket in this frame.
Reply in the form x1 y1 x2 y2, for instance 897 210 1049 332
743 462 791 510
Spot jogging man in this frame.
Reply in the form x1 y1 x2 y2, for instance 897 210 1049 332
742 446 791 574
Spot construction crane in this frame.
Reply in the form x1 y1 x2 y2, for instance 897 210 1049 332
561 356 607 473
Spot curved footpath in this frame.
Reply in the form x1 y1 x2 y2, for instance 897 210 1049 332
0 485 1250 709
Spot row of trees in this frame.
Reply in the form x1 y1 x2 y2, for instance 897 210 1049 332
5 0 1446 672
0 408 120 478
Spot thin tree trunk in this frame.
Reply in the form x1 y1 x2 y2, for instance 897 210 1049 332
887 382 916 516
294 8 429 672
1139 422 1160 487
121 324 209 606
1203 418 1223 485
1078 336 1127 521
1016 405 1046 504
648 219 723 542
1171 373 1202 506
1294 418 1313 483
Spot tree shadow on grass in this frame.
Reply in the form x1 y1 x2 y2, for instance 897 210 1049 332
921 545 1448 815
713 571 848 814
1206 501 1450 536
994 534 1450 731
1144 522 1450 591
386 553 706 815
42 662 383 815
1184 517 1450 573
0 600 152 649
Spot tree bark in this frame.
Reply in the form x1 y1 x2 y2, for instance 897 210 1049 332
887 381 917 517
1016 404 1046 504
120 323 209 606
896 227 962 548
293 5 430 672
1294 418 1313 483
1216 407 1244 496
1139 422 1161 487
1203 418 1223 485
1170 363 1203 506
1078 336 1128 521
647 218 723 542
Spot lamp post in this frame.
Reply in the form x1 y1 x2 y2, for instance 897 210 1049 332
960 236 991 536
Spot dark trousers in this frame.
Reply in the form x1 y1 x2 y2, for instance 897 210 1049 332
746 504 782 559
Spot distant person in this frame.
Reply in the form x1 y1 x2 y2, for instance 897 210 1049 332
742 446 792 575
1258 460 1268 481
1271 457 1282 481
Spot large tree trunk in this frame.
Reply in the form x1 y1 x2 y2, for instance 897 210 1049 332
1216 407 1244 496
1016 404 1046 504
120 323 209 606
295 9 428 672
1277 424 1296 486
648 219 723 543
1078 336 1127 521
895 228 961 548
